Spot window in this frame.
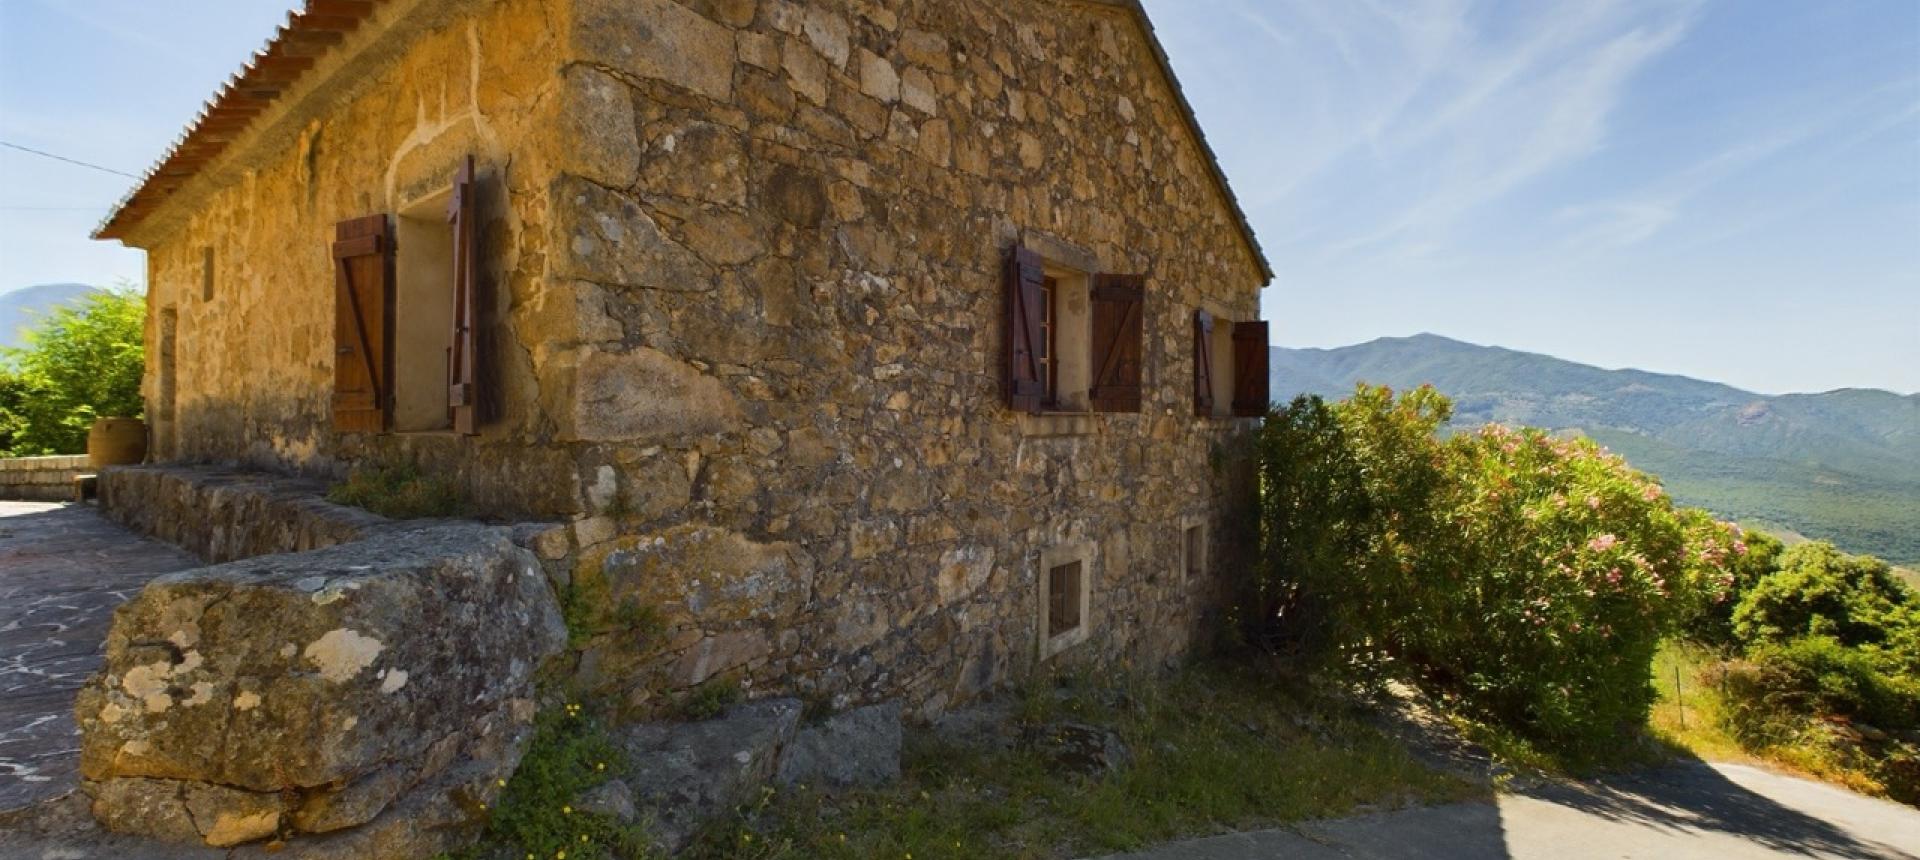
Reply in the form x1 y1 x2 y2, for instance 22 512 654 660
330 156 480 435
1037 540 1095 659
1004 241 1142 416
1194 310 1269 418
1048 561 1083 638
1183 522 1207 582
200 247 215 302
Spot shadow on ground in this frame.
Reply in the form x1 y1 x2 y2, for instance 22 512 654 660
1504 759 1917 859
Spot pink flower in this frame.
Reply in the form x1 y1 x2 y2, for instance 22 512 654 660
1642 484 1663 501
1733 540 1748 556
1588 534 1619 552
1587 495 1601 510
1606 568 1623 585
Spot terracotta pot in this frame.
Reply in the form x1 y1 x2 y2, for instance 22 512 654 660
87 417 147 468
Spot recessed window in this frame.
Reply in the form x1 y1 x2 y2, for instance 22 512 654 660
1004 240 1142 417
1037 541 1095 659
200 247 215 302
1184 523 1207 582
1048 561 1083 638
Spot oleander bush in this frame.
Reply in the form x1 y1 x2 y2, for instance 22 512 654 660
1249 385 1738 753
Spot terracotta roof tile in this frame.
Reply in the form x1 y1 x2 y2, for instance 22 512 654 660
92 1 387 242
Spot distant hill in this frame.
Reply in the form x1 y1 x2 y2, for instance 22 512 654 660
0 283 100 351
1272 334 1920 566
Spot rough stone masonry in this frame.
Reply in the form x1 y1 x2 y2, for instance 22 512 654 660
74 524 566 851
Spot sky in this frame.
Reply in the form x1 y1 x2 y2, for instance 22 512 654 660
1 1 1916 394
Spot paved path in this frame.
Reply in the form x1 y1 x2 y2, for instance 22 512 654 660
1094 761 1920 860
0 501 198 813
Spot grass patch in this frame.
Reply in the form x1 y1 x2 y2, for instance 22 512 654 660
441 703 658 860
679 663 1479 860
325 462 464 519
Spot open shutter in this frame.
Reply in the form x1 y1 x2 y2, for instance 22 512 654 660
447 156 480 435
1192 309 1214 417
1089 274 1144 413
332 214 393 433
1004 244 1047 414
1232 320 1270 417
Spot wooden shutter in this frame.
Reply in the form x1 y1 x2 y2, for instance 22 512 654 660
332 214 393 433
447 156 480 435
1232 320 1270 417
1004 244 1047 414
1088 274 1144 413
1192 309 1214 417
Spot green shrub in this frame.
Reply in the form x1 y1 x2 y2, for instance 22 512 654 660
325 463 464 519
1248 390 1446 666
1683 525 1785 648
1732 542 1920 677
1728 636 1919 733
1249 384 1737 754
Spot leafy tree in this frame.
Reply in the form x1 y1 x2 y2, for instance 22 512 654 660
0 287 145 456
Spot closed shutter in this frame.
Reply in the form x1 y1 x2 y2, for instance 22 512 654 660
332 214 393 433
1192 309 1214 417
447 156 480 435
1088 274 1144 413
1232 320 1270 417
1004 244 1047 414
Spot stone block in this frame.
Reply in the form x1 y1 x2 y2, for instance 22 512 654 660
775 702 903 788
617 698 802 851
75 525 566 847
573 0 735 101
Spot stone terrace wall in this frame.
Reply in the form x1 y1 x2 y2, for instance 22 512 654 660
98 466 391 564
0 456 89 502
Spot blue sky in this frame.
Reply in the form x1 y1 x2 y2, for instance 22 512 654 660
2 1 1916 394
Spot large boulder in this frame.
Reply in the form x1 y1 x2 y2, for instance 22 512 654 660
74 524 566 849
613 698 801 852
775 702 903 789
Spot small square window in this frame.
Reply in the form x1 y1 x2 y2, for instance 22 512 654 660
1048 561 1083 638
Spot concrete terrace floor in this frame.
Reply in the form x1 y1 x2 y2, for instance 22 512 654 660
0 501 198 814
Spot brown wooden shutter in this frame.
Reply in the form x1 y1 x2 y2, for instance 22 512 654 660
1089 274 1144 413
1004 244 1047 414
1232 320 1270 417
447 156 480 435
1192 309 1214 417
332 214 393 433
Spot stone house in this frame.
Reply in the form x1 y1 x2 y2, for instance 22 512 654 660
94 0 1274 715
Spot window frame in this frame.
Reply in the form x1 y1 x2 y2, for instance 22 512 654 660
1037 540 1096 659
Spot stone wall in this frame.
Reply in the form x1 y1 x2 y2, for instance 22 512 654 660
97 466 392 564
123 0 1269 718
0 455 89 502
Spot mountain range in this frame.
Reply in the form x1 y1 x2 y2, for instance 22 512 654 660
0 283 100 351
1271 334 1920 567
